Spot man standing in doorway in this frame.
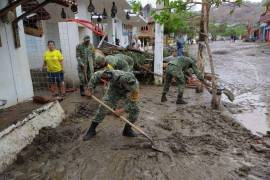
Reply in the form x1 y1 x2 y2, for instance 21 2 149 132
76 35 95 96
43 40 65 96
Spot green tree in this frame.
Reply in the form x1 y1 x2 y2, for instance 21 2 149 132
209 23 247 37
129 0 142 14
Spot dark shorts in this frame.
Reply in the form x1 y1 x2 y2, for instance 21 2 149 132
48 71 64 84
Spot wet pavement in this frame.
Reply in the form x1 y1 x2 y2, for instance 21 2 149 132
192 41 270 135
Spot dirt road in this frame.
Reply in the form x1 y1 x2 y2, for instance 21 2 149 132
1 42 270 180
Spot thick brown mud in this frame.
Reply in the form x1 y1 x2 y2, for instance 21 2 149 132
1 84 270 180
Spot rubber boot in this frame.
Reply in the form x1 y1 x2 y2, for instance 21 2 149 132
80 85 85 96
122 124 137 137
161 93 167 102
176 95 187 104
83 122 99 141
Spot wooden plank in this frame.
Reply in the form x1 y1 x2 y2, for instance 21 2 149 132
13 0 52 24
0 0 31 18
12 22 20 48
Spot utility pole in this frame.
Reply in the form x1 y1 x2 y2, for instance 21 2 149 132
154 1 164 85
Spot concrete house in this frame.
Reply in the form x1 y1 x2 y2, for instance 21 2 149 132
0 0 76 108
0 0 146 108
260 3 270 42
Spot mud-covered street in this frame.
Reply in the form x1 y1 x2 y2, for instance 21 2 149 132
209 41 270 135
1 42 270 180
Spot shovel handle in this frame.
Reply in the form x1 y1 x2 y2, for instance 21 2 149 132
138 65 163 77
83 68 88 83
90 95 153 143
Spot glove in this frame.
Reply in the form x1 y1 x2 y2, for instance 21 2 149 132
84 88 92 97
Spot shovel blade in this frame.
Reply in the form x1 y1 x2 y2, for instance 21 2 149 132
223 88 235 102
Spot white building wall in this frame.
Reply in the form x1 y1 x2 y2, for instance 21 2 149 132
25 21 61 69
104 18 116 45
132 27 138 36
76 1 94 44
115 19 128 47
0 3 34 108
59 22 80 86
44 22 61 50
115 19 122 44
25 34 46 69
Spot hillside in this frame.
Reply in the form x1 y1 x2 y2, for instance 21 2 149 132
210 2 265 25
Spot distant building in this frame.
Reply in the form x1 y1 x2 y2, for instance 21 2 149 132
259 3 270 42
137 4 155 52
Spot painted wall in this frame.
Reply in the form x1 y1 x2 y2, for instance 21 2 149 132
25 20 79 86
76 1 94 44
25 34 46 69
104 18 116 44
0 3 34 108
115 19 129 47
26 22 61 69
59 22 80 86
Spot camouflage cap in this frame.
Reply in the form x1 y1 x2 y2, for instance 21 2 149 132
95 55 106 65
83 35 91 41
118 72 138 91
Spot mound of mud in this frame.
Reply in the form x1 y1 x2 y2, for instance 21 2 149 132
1 84 270 180
15 124 81 164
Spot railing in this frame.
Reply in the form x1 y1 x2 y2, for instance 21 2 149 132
260 14 270 23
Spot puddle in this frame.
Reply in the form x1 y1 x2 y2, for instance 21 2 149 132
235 108 270 135
229 93 270 135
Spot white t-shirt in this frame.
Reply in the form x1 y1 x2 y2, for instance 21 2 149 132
136 39 143 51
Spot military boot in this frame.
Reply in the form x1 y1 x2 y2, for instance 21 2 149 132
161 93 167 102
83 122 99 141
122 124 137 137
176 95 187 104
80 85 85 96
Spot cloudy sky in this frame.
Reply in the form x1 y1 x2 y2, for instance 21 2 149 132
140 0 263 7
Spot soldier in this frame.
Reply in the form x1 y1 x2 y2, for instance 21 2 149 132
114 54 134 71
161 56 204 104
76 35 95 96
95 54 132 72
83 70 140 141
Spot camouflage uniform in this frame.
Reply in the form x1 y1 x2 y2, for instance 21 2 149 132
114 54 134 71
88 70 140 123
162 56 203 97
76 43 95 85
105 55 130 72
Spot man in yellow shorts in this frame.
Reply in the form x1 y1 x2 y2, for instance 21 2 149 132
43 41 65 96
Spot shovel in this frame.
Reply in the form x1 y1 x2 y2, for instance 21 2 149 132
83 66 88 84
90 94 166 152
202 81 234 102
